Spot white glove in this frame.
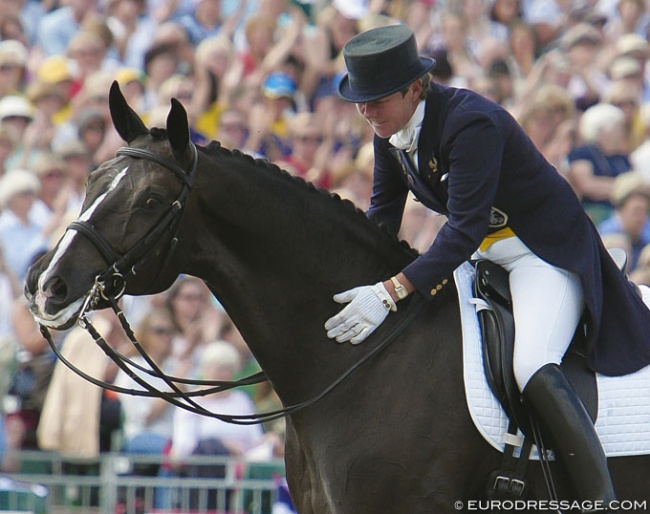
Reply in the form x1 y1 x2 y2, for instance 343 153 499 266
324 282 396 344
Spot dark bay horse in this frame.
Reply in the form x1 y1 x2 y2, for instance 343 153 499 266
25 83 649 513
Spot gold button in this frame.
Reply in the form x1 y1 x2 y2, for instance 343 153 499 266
436 284 442 291
442 279 449 285
430 289 437 296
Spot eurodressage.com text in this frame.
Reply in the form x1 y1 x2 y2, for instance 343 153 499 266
458 500 648 511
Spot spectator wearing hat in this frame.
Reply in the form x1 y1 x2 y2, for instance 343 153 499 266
0 95 36 170
54 139 92 215
35 55 76 104
246 71 297 160
0 169 47 281
29 152 68 230
610 33 650 103
114 67 146 113
560 22 608 110
326 25 650 508
65 30 112 89
26 80 72 127
598 172 650 271
0 40 27 98
567 102 632 224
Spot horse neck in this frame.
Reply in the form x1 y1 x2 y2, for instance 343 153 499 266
179 150 415 401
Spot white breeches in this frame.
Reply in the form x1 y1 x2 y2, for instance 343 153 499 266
473 237 585 390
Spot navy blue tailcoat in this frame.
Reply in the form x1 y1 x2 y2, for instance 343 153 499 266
368 83 650 376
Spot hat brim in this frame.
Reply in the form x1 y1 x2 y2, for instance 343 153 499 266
337 56 436 103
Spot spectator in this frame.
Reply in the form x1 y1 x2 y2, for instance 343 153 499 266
602 79 644 152
246 71 297 160
567 102 632 224
114 307 181 455
0 169 47 282
0 40 27 98
275 111 332 188
37 0 98 57
559 23 608 110
105 0 156 69
170 340 264 461
54 138 93 215
0 126 16 177
0 94 35 169
215 107 261 157
165 276 225 377
37 308 129 457
598 172 650 271
7 268 66 453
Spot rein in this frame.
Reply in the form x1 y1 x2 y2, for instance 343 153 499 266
41 284 424 425
43 143 426 424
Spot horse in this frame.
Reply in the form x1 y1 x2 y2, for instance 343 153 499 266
25 83 649 513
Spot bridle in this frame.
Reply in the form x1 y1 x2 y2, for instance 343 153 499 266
39 142 425 425
67 144 199 306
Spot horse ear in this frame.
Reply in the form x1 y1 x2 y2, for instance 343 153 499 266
109 81 148 144
167 98 190 158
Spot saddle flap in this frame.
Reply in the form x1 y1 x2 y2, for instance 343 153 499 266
473 260 598 436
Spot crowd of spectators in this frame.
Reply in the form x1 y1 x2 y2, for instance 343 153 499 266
2 0 650 507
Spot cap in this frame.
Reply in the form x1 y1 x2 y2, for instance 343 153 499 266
615 34 650 58
0 40 27 67
0 169 40 209
561 23 602 50
0 95 34 121
55 138 90 158
609 57 643 80
262 72 296 99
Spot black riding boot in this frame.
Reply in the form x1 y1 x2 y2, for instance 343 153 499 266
522 364 616 511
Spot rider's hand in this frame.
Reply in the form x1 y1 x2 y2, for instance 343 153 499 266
324 283 396 344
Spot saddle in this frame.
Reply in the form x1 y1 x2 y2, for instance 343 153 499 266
472 259 598 437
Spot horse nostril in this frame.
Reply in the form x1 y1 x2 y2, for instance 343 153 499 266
43 276 68 302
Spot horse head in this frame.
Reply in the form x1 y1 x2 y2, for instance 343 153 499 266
25 82 195 329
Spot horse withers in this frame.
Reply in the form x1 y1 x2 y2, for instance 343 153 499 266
25 83 649 513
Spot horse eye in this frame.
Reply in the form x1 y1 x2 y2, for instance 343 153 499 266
146 197 162 209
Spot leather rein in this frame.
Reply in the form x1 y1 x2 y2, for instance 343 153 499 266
39 144 424 425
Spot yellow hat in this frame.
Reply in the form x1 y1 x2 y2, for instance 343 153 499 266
37 56 73 84
115 67 143 86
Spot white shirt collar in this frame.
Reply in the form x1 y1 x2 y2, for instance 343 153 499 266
389 100 426 153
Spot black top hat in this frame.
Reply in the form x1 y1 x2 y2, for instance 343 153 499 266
338 25 436 103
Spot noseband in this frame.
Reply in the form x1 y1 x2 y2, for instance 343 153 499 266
67 143 198 305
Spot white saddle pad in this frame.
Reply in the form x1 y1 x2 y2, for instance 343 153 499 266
454 261 650 458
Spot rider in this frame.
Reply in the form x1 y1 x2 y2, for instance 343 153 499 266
325 24 650 509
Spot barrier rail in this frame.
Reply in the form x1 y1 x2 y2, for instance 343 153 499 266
0 451 286 514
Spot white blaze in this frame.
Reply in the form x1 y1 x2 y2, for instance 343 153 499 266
33 166 129 326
